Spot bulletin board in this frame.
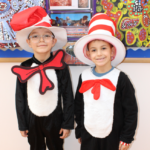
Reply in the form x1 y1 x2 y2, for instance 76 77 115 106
0 0 150 64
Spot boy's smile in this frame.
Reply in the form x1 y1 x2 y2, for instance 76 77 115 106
87 40 115 73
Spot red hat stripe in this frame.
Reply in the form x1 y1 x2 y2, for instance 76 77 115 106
89 14 116 28
88 25 114 36
89 20 115 33
35 22 52 27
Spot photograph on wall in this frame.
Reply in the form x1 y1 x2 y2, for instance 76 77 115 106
49 0 91 10
50 13 91 37
78 0 89 8
50 0 72 6
95 0 150 47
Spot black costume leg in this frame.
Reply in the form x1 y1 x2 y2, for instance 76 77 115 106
27 116 46 150
43 123 63 150
81 127 99 150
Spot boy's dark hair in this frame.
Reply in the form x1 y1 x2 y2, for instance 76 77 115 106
87 40 114 50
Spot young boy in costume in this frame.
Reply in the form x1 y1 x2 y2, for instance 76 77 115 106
74 13 138 150
10 6 74 150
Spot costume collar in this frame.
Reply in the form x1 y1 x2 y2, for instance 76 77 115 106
92 66 114 77
32 52 53 65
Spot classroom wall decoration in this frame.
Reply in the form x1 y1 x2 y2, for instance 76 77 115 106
0 0 45 61
49 0 90 10
50 13 91 37
0 0 150 63
95 0 150 47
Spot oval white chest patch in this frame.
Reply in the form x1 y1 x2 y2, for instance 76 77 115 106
82 68 120 138
27 63 58 117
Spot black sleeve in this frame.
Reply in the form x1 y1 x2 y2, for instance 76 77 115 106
119 72 138 143
61 65 74 129
15 77 28 131
74 74 83 139
15 59 32 131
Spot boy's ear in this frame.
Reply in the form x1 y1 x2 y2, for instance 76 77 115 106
26 39 32 48
52 38 57 47
86 50 90 58
111 47 115 57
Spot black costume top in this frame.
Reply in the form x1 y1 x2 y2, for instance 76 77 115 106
75 67 138 145
15 52 74 131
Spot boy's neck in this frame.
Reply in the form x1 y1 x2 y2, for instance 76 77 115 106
95 64 112 74
34 52 51 63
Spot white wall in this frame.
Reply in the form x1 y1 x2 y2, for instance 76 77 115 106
0 63 150 150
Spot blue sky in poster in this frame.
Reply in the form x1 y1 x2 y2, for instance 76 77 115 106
50 13 91 21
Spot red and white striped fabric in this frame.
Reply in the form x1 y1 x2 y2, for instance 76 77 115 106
74 13 126 67
88 13 116 36
120 141 130 146
10 6 67 52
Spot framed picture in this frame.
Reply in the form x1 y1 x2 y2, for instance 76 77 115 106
47 0 91 10
50 12 91 38
93 0 150 63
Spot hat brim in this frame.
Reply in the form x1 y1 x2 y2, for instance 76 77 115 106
74 34 126 67
16 26 67 53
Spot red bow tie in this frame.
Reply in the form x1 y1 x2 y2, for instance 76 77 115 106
12 50 66 95
79 79 116 100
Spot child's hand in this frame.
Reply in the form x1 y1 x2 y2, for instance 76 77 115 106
78 138 82 144
59 128 70 139
20 130 28 137
119 142 130 150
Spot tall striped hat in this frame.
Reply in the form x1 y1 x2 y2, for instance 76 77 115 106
74 13 126 67
10 6 67 52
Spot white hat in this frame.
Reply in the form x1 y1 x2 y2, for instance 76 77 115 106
10 6 67 53
74 13 126 67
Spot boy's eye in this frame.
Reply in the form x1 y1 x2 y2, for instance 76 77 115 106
91 49 96 52
102 47 106 50
44 34 51 38
32 35 39 39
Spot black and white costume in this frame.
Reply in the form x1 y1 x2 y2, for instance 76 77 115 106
15 53 74 150
75 67 138 150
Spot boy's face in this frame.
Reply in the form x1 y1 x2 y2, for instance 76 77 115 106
26 28 57 55
87 40 115 69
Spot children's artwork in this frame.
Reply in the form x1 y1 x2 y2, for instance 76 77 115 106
48 0 91 9
50 13 91 37
0 0 45 61
95 0 150 47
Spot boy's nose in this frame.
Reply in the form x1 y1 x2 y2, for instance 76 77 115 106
39 36 44 42
97 50 102 55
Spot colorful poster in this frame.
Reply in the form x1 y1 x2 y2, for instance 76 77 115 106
96 0 150 47
50 13 91 37
0 0 45 50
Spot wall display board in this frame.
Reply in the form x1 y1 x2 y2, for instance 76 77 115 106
94 0 150 63
0 0 150 63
